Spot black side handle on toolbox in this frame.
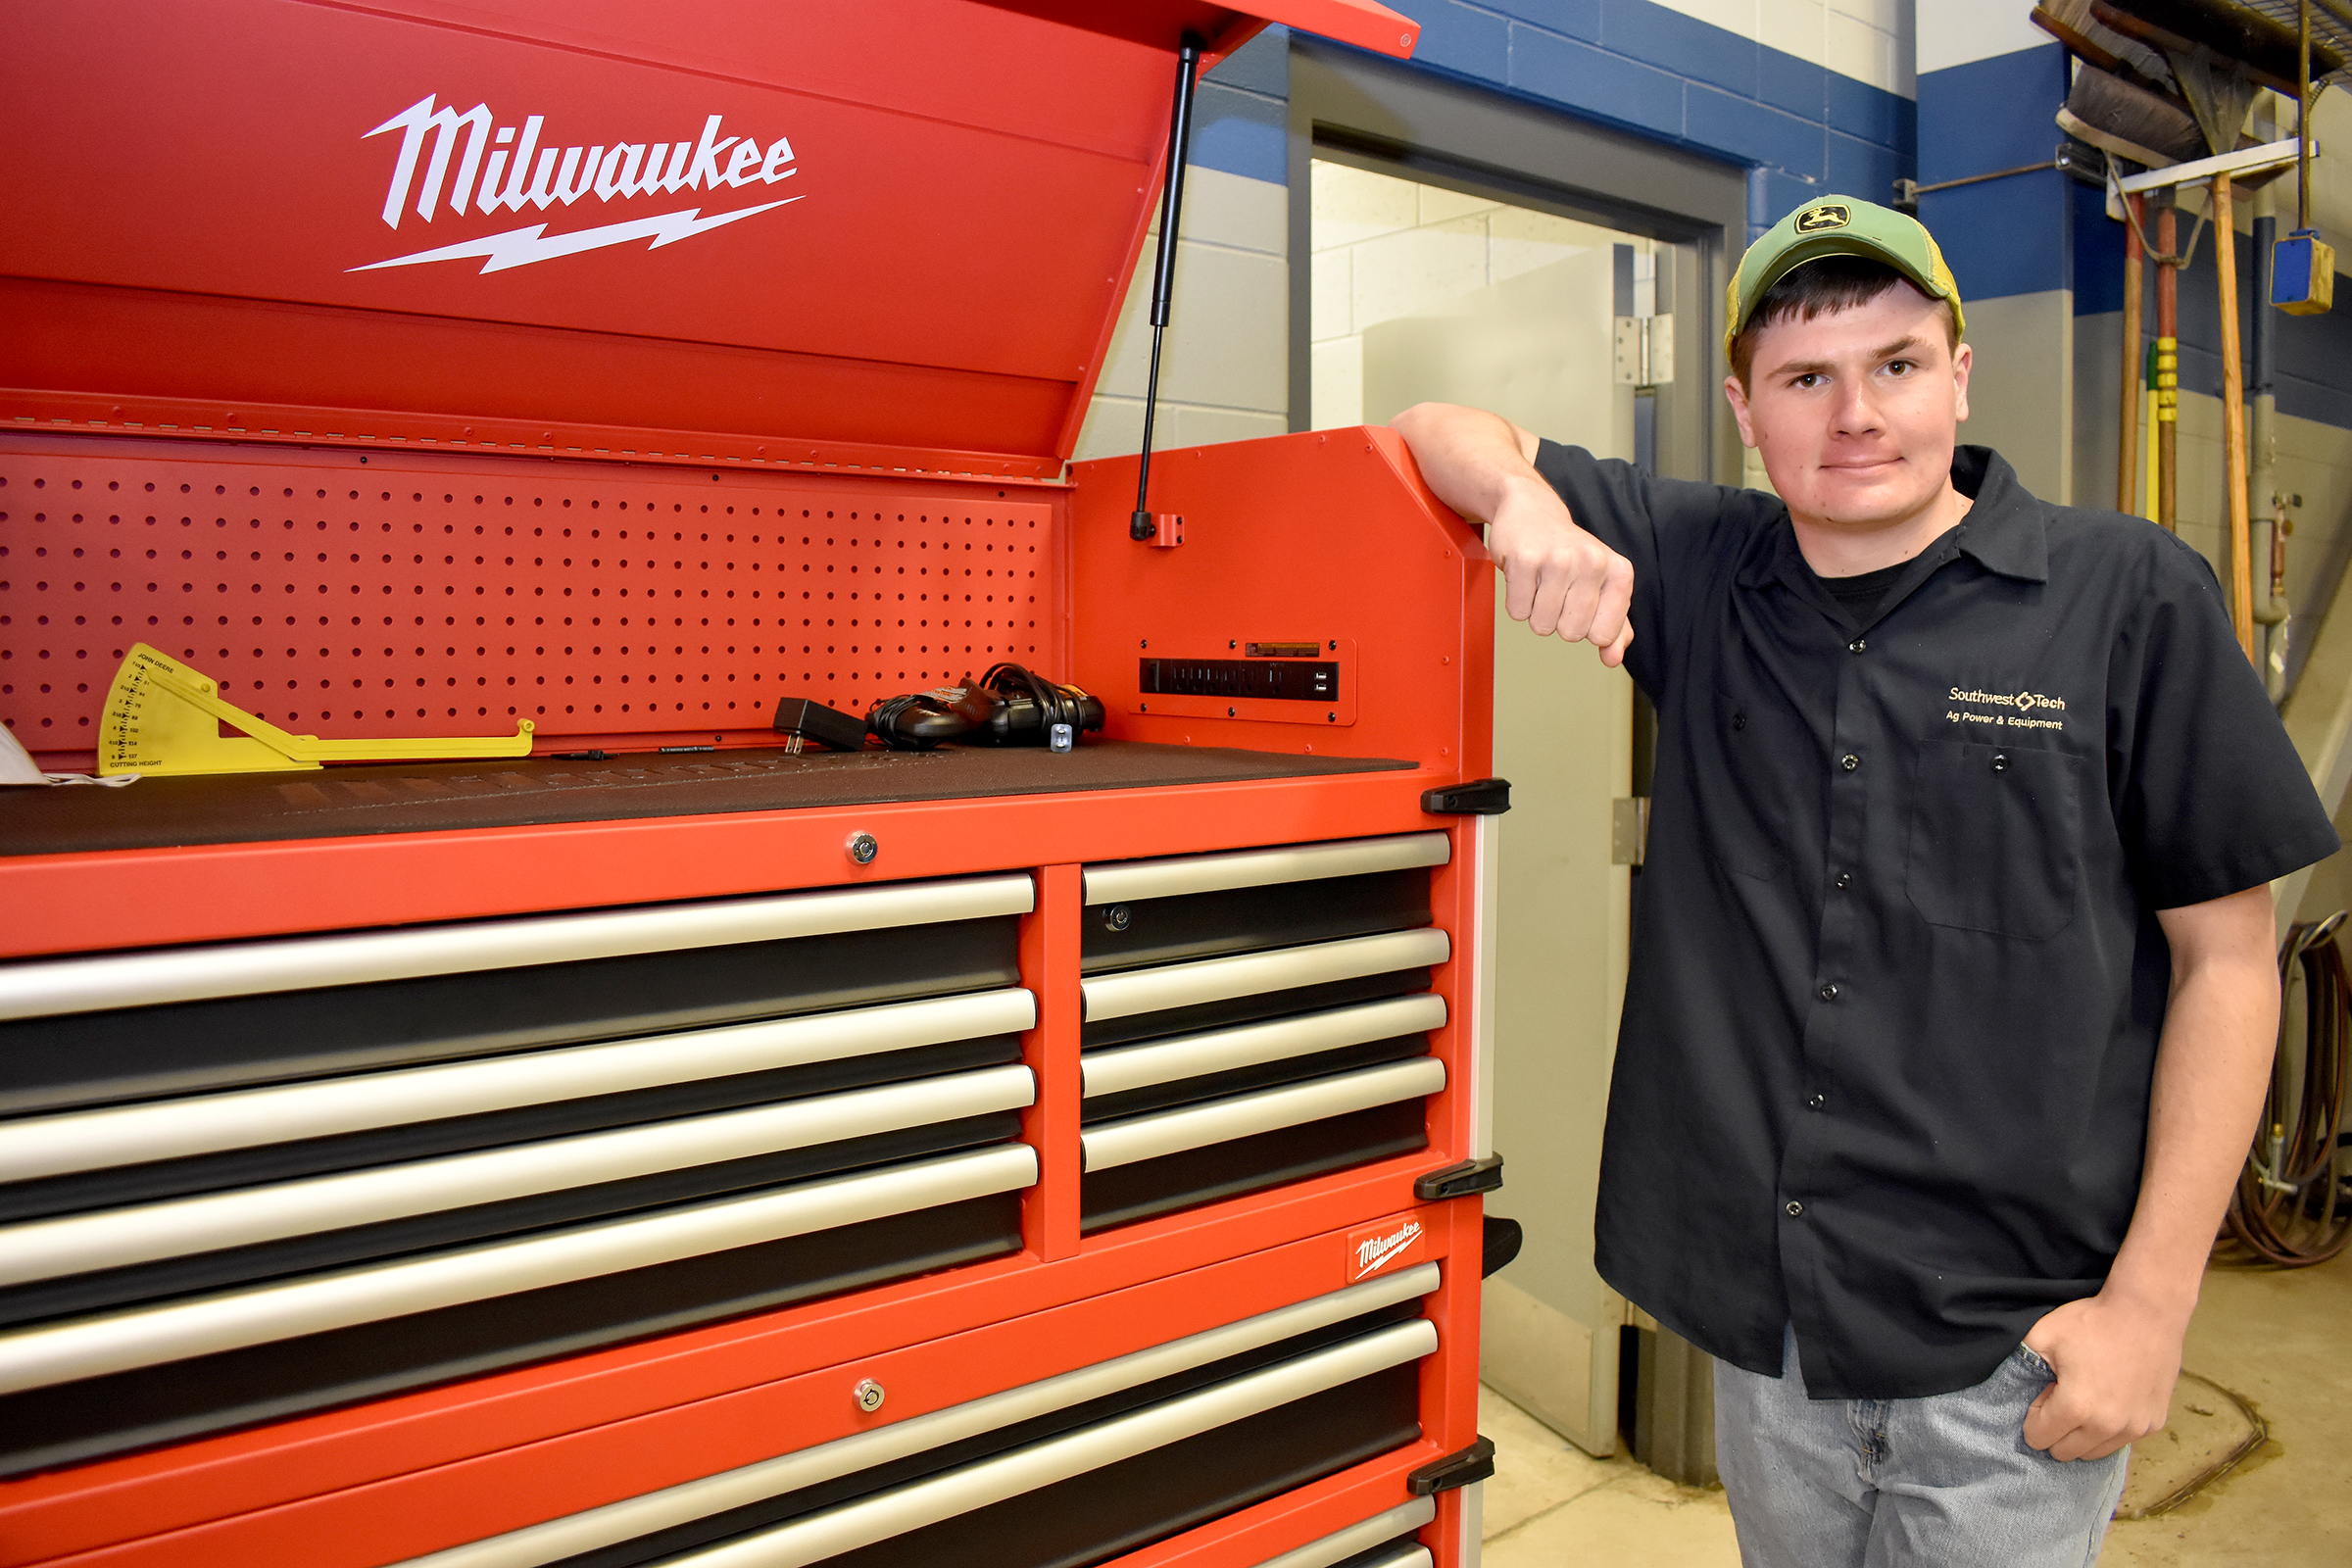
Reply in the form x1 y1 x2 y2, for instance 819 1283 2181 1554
1481 1216 1523 1279
1417 1157 1519 1279
1421 778 1511 814
1408 1436 1497 1495
1414 1154 1502 1200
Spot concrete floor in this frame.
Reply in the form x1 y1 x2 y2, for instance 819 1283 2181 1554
1476 1246 2352 1566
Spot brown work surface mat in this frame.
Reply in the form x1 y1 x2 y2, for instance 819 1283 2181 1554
0 742 1414 856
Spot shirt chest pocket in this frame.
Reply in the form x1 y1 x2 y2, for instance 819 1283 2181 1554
1703 678 1811 881
1905 739 2084 940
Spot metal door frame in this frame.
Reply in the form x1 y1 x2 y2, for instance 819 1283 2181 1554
1286 37 1748 486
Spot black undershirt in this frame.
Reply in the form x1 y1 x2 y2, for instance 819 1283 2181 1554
1813 560 1907 621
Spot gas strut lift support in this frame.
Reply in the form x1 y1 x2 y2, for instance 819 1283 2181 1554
1132 33 1204 541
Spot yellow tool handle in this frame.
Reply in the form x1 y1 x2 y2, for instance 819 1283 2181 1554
149 667 533 760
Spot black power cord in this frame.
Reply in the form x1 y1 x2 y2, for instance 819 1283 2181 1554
979 662 1104 748
865 680 998 751
864 666 1103 752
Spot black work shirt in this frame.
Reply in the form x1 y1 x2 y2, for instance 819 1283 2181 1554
1535 442 2337 1399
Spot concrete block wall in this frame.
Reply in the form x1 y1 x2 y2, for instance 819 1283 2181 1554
1073 2 1924 467
2066 91 2352 695
1913 11 2077 503
1071 29 1295 464
1071 3 2352 707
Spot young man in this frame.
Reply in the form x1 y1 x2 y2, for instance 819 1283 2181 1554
1395 198 2337 1566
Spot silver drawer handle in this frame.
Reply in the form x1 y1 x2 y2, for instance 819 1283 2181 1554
391 1264 1442 1568
0 988 1037 1185
0 1065 1036 1288
1081 928 1451 1024
0 873 1036 1022
0 1144 1038 1396
1082 1057 1446 1173
659 1318 1439 1568
1083 832 1448 905
1082 993 1446 1099
1254 1500 1437 1568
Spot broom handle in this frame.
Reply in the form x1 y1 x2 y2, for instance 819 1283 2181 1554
2217 174 2258 662
2158 200 2179 531
2119 192 2144 514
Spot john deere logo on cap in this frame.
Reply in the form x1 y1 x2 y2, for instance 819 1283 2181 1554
1794 203 1851 233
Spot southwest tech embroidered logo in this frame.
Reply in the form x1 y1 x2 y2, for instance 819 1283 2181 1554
352 95 802 274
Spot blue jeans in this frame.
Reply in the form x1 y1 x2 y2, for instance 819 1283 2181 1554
1714 1324 2131 1568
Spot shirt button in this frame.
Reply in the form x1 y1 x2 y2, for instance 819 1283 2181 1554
1733 711 1747 731
1847 636 1867 654
1806 1092 1827 1110
1840 753 1861 771
1834 871 1853 890
1990 751 2010 772
1786 1200 1804 1217
1818 982 1838 1002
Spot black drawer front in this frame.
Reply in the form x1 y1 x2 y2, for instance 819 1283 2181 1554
0 914 1019 1116
0 1035 1022 1226
0 1111 1020 1330
1079 1035 1429 1125
1081 968 1432 1051
1081 1100 1429 1234
816 1363 1419 1568
1330 1536 1432 1568
0 1189 1024 1479
1081 868 1432 974
546 1301 1428 1568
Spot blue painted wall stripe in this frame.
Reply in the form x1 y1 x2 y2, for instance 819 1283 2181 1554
1915 43 2066 186
1915 44 2071 303
1194 27 1290 184
1369 0 1914 228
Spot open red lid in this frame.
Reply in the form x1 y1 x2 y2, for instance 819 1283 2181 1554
0 0 1414 479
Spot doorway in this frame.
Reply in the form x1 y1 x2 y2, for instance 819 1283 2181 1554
1309 153 1674 1458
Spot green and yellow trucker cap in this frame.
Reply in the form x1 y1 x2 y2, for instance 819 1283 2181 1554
1725 196 1964 355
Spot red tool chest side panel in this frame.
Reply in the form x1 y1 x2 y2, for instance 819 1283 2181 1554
1070 427 1494 779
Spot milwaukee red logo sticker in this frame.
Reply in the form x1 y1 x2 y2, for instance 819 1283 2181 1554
1347 1212 1431 1284
358 95 801 273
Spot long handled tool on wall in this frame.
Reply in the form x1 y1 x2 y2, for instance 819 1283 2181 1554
2119 188 2146 514
2048 0 2346 668
2215 171 2258 655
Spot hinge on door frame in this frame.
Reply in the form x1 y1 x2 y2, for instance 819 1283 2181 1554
1612 314 1676 386
1611 797 1650 864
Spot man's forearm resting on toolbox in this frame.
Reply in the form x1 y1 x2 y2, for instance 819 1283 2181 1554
1391 402 1636 664
2022 883 2280 1461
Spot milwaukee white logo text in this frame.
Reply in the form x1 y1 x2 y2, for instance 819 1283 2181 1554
353 95 801 274
1354 1220 1423 1280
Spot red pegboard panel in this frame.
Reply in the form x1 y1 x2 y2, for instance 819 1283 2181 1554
0 436 1062 760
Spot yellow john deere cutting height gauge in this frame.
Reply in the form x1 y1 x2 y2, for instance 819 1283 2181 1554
100 644 535 777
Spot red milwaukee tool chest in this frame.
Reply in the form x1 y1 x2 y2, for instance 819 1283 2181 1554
0 4 1502 1565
